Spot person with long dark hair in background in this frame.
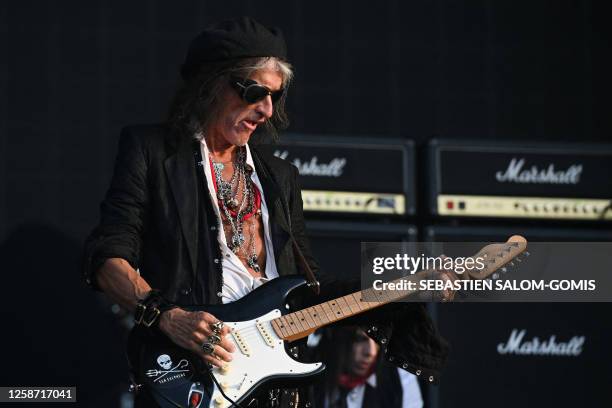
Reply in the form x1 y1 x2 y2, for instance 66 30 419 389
314 327 423 408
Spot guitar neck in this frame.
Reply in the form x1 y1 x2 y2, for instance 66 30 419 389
270 274 421 342
270 235 528 342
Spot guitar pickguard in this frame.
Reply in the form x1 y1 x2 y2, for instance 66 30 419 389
208 309 324 407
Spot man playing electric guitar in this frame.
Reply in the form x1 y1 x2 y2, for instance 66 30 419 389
83 17 450 407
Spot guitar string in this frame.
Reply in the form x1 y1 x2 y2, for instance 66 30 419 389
231 307 351 339
233 304 350 336
230 297 380 338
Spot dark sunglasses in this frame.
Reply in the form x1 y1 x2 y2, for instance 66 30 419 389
230 77 284 104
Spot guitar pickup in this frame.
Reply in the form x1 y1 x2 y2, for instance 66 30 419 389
256 321 276 348
231 330 250 356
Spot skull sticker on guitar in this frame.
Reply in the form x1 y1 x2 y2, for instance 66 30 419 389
147 354 190 383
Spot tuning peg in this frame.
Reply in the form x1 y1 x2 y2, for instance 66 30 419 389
515 257 522 262
524 251 530 257
501 267 508 274
508 262 515 267
492 273 500 280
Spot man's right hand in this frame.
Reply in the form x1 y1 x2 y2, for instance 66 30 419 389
158 308 236 368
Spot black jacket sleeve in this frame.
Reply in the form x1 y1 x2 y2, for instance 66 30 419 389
82 127 150 289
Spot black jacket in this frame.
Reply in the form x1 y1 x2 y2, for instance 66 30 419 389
83 124 449 383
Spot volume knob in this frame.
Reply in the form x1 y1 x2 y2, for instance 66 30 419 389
214 394 227 407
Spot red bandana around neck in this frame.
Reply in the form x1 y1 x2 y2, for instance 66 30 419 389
337 365 376 391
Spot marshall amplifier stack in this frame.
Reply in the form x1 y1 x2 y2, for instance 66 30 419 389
426 140 612 408
262 135 418 281
265 135 416 216
428 140 612 221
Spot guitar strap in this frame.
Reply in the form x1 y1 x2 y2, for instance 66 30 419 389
251 145 320 295
291 236 321 295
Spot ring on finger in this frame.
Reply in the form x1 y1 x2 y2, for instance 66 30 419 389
208 333 221 345
201 341 215 355
211 321 224 333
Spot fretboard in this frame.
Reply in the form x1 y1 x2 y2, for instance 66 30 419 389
269 235 527 342
270 274 421 342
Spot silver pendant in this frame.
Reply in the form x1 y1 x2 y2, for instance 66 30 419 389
228 198 239 209
218 184 232 200
247 255 260 272
231 233 245 248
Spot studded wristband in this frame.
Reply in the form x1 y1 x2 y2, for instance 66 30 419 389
134 290 175 329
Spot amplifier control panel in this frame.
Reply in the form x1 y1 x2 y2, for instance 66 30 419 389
438 195 612 220
302 190 406 215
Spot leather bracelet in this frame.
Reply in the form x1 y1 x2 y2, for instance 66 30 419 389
134 290 175 329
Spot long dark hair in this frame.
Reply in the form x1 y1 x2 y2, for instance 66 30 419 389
166 57 292 141
318 327 383 398
316 327 404 408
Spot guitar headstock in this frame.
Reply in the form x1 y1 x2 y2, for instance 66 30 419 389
467 235 528 280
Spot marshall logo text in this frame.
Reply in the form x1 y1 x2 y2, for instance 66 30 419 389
495 158 583 185
497 329 585 356
274 150 346 177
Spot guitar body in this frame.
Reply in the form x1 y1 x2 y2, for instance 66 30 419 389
129 276 325 408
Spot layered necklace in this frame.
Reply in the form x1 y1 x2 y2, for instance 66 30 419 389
209 147 262 273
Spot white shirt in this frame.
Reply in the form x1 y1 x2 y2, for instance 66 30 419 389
335 370 423 408
199 139 279 303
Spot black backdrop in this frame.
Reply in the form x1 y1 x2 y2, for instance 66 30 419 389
1 1 610 407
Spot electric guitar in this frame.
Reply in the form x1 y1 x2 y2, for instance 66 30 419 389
130 235 527 408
